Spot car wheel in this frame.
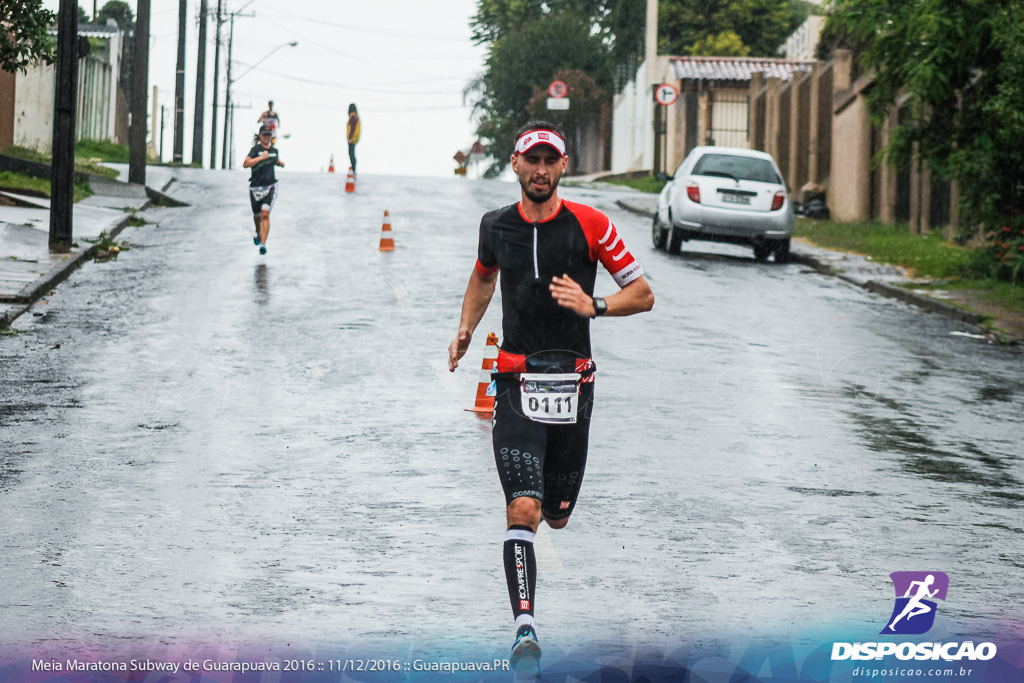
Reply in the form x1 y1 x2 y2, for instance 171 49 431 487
667 226 684 254
753 242 771 262
772 238 791 264
651 214 667 250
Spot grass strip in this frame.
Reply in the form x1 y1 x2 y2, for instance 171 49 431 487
602 176 668 194
794 218 972 279
75 139 130 164
0 171 93 203
2 145 119 179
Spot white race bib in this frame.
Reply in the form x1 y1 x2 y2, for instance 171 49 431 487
520 373 580 424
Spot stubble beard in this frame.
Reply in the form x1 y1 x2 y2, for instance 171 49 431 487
521 175 559 204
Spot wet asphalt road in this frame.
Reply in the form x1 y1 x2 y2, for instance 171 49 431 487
1 168 1022 662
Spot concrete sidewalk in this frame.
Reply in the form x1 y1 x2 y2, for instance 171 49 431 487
0 166 180 329
616 194 1023 343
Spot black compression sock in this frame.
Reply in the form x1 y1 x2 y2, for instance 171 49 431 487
504 525 537 627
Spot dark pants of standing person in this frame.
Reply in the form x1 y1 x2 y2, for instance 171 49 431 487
348 143 356 175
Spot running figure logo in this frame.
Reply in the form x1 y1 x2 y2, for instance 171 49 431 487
881 571 949 635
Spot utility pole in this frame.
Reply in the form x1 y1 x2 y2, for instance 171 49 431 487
220 0 256 169
129 0 151 184
191 0 208 165
209 0 223 168
49 0 78 253
160 104 166 161
173 0 186 164
220 10 234 169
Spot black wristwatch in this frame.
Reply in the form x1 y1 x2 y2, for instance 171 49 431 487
592 297 608 317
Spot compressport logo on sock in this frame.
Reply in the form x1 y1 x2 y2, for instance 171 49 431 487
831 572 997 662
515 545 528 604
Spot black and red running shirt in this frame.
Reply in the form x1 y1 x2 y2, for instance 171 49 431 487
475 199 644 359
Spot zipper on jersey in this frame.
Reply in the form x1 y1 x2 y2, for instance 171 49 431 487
532 222 540 279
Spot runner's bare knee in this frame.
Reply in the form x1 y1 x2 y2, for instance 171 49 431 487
507 496 541 529
544 515 569 530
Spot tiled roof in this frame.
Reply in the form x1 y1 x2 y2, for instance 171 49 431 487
670 56 815 82
47 23 121 38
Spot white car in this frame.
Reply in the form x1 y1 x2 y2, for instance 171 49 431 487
653 146 794 262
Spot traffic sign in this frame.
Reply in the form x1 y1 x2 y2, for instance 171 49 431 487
548 80 568 98
546 98 570 111
453 150 468 164
655 83 679 106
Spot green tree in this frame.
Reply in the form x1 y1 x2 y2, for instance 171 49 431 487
658 0 807 58
95 0 133 30
77 5 88 23
688 30 750 57
468 9 612 177
825 0 1024 263
0 0 56 73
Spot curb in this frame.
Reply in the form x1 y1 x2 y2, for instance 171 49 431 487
615 198 995 331
7 212 136 305
615 199 656 218
0 212 137 329
0 170 182 330
788 252 986 326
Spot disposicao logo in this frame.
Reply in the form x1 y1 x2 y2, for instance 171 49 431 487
831 572 997 662
882 571 948 635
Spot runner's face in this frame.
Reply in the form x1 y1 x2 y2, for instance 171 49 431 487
513 145 566 204
259 133 272 147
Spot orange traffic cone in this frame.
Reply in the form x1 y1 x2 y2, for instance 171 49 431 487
466 332 500 413
328 155 335 173
345 167 356 192
378 210 395 251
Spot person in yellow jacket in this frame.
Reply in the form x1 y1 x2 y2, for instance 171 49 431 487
347 103 360 175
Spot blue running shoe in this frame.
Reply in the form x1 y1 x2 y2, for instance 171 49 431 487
510 625 540 675
253 234 260 246
259 244 267 255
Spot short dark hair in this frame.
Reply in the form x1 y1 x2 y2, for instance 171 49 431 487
514 120 565 144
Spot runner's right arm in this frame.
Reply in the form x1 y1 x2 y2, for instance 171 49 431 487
448 266 497 372
242 150 269 168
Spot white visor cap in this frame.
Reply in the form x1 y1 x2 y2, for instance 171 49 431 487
514 130 567 157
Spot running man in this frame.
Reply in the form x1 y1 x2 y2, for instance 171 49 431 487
346 103 360 175
242 124 284 255
447 121 654 672
258 101 280 142
888 574 939 631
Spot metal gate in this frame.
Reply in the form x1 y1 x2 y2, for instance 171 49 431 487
710 90 749 149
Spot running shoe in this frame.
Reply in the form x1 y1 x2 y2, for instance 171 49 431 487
259 244 267 255
253 234 260 246
510 625 541 675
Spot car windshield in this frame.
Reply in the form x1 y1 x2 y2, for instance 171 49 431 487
692 154 781 184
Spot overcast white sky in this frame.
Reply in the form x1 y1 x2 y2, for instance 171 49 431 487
45 0 489 176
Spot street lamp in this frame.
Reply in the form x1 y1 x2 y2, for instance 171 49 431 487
224 40 298 168
234 41 298 82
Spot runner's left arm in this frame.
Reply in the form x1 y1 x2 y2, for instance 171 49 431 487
550 206 654 317
550 274 653 317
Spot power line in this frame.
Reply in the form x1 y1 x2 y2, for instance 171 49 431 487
252 16 481 79
232 65 469 95
258 6 470 43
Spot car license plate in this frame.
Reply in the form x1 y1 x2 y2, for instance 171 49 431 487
721 193 750 205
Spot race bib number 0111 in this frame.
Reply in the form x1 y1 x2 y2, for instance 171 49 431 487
520 373 580 424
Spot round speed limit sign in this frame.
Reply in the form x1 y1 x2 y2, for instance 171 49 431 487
655 83 679 106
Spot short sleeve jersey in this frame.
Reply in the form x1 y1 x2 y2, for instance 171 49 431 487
247 145 279 187
475 199 643 358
